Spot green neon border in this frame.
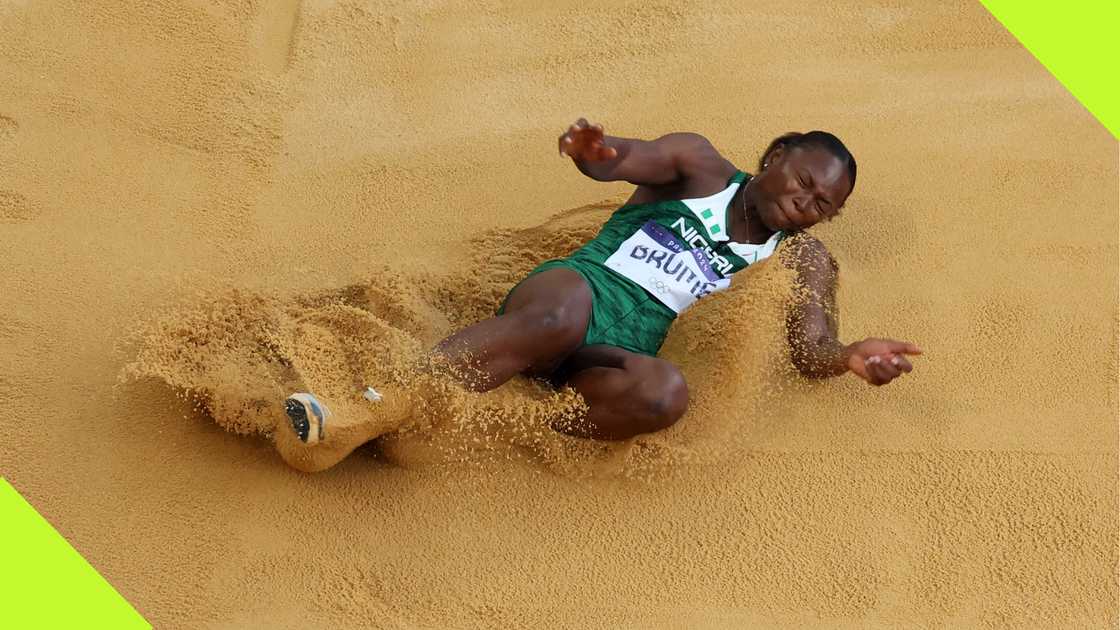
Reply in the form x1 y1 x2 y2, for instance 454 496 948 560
0 4 1113 627
0 479 149 629
980 0 1119 138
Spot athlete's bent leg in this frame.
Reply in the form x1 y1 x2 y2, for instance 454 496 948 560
431 267 592 391
275 265 600 470
557 345 689 440
276 267 594 472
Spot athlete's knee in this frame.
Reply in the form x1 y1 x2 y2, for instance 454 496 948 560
634 363 689 432
520 303 586 347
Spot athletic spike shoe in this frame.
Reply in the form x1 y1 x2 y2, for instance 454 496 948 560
284 393 330 445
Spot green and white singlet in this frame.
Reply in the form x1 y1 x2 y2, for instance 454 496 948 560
504 171 786 356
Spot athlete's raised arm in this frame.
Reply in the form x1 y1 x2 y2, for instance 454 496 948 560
558 118 724 187
784 235 922 386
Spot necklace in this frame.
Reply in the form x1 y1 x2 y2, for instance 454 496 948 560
739 176 776 244
740 176 752 228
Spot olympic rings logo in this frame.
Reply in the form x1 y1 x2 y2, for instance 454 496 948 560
649 276 672 295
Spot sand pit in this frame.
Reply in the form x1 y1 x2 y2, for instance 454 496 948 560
1 1 1116 628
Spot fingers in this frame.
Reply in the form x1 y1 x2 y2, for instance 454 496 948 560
559 118 609 160
568 119 598 136
890 340 922 355
876 338 923 355
588 137 616 161
864 356 885 385
863 355 901 386
889 354 913 373
857 355 879 384
874 359 899 385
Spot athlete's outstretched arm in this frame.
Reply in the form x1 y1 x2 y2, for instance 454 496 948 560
784 236 922 386
557 118 724 187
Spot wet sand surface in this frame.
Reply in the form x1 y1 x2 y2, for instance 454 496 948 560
1 1 1116 628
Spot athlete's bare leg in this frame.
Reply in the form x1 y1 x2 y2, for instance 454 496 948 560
429 277 691 439
553 344 689 440
276 268 593 471
431 267 593 390
277 267 690 471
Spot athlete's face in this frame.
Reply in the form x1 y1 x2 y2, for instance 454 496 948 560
750 146 851 232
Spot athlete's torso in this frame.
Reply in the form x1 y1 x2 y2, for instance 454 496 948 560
569 171 786 316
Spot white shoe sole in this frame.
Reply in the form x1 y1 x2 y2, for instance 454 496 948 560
284 393 330 445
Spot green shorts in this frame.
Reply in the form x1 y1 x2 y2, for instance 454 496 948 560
497 258 677 357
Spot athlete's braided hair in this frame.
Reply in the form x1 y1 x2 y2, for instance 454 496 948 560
759 131 857 193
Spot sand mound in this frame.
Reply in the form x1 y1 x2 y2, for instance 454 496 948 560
122 202 811 477
3 2 1115 627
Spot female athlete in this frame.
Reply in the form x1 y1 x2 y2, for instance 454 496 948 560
277 119 921 471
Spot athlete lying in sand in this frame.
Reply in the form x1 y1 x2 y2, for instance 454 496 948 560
277 119 921 471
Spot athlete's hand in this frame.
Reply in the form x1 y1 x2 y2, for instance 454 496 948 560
558 118 618 162
845 338 922 387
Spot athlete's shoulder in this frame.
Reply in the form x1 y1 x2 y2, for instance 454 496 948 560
675 136 738 186
666 133 725 166
623 154 739 207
